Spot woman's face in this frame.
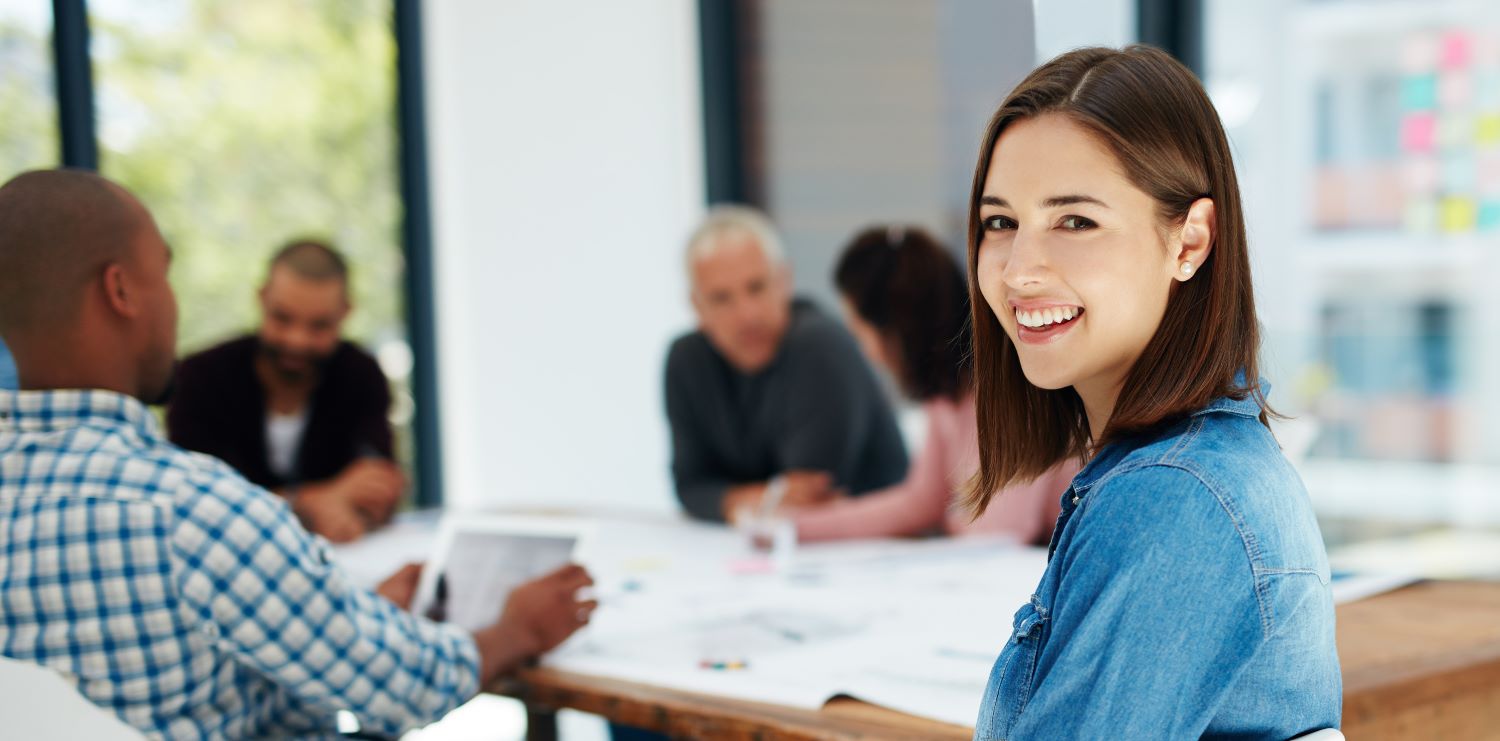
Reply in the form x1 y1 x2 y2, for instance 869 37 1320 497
974 113 1185 405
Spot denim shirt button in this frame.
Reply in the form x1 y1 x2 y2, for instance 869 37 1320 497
1072 494 1080 505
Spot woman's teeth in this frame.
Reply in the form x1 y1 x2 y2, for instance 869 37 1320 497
1015 306 1082 328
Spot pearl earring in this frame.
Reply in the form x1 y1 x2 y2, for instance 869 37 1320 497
1180 262 1194 277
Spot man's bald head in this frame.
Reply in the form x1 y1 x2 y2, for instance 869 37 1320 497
0 169 177 403
0 169 147 338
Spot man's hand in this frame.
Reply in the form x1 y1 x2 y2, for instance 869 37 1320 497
779 470 839 508
335 459 405 525
375 562 424 611
294 460 404 539
721 482 764 523
722 470 839 523
473 564 596 683
291 490 367 543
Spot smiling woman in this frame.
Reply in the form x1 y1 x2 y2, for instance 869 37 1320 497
975 112 1222 432
965 52 1264 503
965 46 1341 740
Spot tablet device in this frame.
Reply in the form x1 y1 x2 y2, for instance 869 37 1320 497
410 514 589 632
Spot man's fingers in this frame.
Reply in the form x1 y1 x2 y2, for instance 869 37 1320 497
569 600 599 627
546 564 592 585
783 487 835 508
348 462 402 493
787 470 833 486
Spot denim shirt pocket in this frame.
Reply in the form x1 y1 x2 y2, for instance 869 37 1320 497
975 595 1050 741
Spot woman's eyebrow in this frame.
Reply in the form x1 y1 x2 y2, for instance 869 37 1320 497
1040 194 1109 209
979 194 1110 209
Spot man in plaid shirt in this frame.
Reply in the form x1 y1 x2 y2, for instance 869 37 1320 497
0 170 597 738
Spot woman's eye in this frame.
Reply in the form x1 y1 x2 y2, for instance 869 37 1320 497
1059 215 1097 231
982 215 1017 231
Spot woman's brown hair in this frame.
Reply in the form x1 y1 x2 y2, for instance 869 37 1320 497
834 226 971 402
964 45 1270 515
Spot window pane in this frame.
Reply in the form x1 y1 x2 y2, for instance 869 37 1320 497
90 0 421 492
1205 0 1500 530
0 1 58 176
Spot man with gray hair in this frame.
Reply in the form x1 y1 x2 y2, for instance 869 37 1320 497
664 205 908 522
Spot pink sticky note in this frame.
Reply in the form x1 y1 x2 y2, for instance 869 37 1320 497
727 557 775 574
1402 113 1438 153
1441 31 1470 70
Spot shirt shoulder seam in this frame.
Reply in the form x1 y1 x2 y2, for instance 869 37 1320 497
1089 459 1273 639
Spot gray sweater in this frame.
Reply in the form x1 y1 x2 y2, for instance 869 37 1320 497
664 299 909 521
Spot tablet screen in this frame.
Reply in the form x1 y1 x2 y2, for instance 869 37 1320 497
412 516 584 632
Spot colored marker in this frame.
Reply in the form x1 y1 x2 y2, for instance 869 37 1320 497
699 660 750 671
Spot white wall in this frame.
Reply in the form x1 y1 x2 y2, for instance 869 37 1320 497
756 0 1033 311
1033 0 1135 62
423 1 704 514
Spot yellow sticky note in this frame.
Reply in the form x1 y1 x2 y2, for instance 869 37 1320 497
1478 114 1500 146
1440 196 1477 232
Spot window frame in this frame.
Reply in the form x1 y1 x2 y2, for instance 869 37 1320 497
45 0 445 506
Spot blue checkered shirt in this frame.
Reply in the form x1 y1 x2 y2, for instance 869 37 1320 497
0 389 480 739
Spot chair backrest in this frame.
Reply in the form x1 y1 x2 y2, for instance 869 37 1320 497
0 656 145 740
1291 729 1345 741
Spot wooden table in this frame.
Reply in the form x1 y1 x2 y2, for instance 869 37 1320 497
497 669 970 740
496 580 1500 740
1339 581 1500 739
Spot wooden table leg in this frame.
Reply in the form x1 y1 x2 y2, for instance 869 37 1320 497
525 708 559 741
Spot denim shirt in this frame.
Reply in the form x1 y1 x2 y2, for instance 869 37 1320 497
974 391 1341 740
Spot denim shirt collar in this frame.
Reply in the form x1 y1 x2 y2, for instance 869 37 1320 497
1068 380 1268 497
1188 391 1263 420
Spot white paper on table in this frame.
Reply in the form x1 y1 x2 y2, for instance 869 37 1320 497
327 509 443 590
545 525 1047 727
1330 572 1420 604
831 641 997 728
1330 529 1500 581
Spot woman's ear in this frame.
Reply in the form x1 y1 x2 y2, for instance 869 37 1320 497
1173 198 1216 282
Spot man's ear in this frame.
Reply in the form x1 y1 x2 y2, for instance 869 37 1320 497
776 263 794 296
100 263 139 319
689 289 708 329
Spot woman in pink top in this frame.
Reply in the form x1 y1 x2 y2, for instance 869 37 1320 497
791 226 1077 545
